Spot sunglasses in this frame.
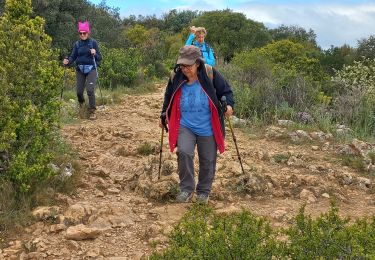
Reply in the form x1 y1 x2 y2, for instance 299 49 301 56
179 63 196 70
79 32 88 35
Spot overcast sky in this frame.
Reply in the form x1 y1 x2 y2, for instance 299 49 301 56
89 0 375 49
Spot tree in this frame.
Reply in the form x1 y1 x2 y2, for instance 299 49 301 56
259 39 326 83
30 0 124 56
0 0 62 192
230 40 329 120
162 9 199 33
191 9 271 62
320 44 355 76
99 46 142 88
269 25 317 46
124 24 168 77
356 35 375 60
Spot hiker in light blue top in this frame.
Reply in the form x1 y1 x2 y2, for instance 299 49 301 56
180 80 213 136
185 26 216 66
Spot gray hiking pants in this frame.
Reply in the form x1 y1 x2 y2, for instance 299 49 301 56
76 69 97 110
177 126 217 195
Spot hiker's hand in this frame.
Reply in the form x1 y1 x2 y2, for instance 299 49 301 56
90 49 96 56
190 26 196 34
225 105 233 118
63 58 69 65
159 113 168 131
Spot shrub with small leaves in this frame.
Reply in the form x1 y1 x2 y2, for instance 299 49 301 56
0 0 62 192
150 203 375 259
150 204 279 259
281 203 375 259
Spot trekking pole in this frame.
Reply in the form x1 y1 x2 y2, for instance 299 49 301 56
221 96 245 175
59 60 68 114
158 115 168 180
158 127 165 180
92 54 104 107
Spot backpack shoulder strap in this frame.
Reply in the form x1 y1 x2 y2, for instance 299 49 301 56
88 38 94 49
170 70 176 83
205 42 217 59
204 64 214 85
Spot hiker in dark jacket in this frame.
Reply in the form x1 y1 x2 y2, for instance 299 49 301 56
185 26 215 66
63 21 102 120
160 45 234 203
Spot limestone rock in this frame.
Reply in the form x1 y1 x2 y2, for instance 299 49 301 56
32 206 60 221
66 224 102 240
299 189 317 203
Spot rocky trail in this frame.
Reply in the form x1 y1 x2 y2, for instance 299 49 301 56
2 84 375 259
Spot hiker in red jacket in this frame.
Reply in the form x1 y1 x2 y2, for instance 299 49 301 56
160 45 234 203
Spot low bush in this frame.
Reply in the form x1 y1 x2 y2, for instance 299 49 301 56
151 203 375 259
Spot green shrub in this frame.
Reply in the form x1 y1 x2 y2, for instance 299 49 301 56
0 0 62 192
100 46 142 88
137 142 156 156
150 203 375 259
283 203 375 259
225 41 327 123
150 204 278 259
331 59 375 138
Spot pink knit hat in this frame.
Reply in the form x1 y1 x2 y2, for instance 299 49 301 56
78 21 90 33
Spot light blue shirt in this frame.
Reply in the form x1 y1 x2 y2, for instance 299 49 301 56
185 33 216 66
180 80 213 136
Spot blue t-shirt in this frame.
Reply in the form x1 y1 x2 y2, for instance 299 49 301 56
180 80 213 136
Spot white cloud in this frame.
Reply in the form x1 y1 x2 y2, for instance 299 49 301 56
234 2 375 48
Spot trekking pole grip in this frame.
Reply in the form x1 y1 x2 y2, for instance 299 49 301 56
221 96 227 113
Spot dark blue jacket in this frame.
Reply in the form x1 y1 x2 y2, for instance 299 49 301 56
68 38 102 68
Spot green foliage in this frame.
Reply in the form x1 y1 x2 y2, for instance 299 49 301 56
229 40 328 122
269 24 317 46
100 46 142 88
151 203 375 259
191 9 272 62
320 44 355 76
259 39 325 83
137 142 156 156
283 203 375 258
124 25 169 78
0 0 61 192
162 9 199 33
31 0 124 55
340 155 366 172
332 58 375 137
356 35 375 60
150 205 278 259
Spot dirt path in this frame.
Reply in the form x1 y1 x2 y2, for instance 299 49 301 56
2 84 375 259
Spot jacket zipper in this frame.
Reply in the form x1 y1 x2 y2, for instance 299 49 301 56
165 80 186 123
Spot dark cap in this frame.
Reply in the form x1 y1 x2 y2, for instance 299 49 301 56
176 45 202 65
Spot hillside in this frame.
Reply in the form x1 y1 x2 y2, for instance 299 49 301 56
1 84 375 259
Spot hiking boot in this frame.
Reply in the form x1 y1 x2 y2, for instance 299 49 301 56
175 191 192 203
196 194 209 204
78 103 86 118
89 109 96 120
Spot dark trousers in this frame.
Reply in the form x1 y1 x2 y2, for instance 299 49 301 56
76 69 97 110
177 126 217 195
